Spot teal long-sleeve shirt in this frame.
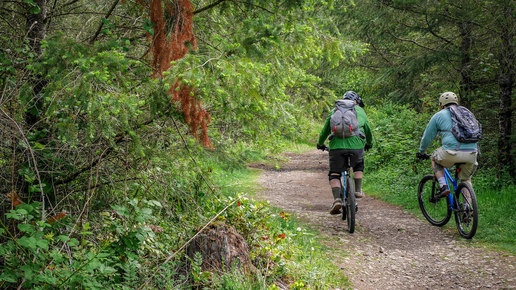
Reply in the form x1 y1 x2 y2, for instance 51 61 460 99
419 108 478 152
318 106 373 150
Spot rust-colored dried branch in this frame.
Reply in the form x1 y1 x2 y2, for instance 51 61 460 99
145 0 212 149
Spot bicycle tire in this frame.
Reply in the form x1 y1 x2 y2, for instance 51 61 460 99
340 177 346 220
345 176 356 233
417 174 452 226
454 182 478 239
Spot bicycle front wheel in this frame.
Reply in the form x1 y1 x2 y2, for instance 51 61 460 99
345 176 356 233
417 175 452 226
454 182 478 239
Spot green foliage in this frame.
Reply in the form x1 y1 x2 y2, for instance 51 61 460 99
365 102 429 171
0 199 174 288
34 35 153 146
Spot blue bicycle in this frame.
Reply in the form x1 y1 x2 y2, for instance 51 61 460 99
417 154 478 239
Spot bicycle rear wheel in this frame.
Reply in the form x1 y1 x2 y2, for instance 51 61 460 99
345 176 355 233
454 182 478 239
417 174 452 226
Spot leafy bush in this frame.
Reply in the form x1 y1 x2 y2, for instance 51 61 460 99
0 199 171 288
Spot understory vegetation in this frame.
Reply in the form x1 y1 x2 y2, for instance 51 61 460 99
1 0 515 288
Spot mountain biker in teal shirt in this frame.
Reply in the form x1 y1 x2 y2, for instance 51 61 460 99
417 92 479 198
317 91 373 215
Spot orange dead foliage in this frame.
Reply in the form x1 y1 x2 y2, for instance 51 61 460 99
5 192 67 224
145 0 213 148
46 212 67 224
6 191 23 207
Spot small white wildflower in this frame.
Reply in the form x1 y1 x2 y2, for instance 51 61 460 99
297 227 302 231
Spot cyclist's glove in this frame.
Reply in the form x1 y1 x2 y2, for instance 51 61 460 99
416 152 429 160
317 144 328 151
364 144 372 151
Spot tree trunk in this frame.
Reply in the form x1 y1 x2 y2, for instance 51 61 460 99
497 2 515 180
24 0 48 127
22 0 52 206
26 0 47 56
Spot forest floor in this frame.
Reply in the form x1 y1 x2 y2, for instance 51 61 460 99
250 150 516 289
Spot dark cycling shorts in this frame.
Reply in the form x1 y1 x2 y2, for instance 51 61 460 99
329 148 365 174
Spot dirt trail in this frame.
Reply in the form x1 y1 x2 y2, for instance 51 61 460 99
251 150 516 289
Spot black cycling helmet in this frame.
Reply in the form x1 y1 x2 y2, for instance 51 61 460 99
342 91 364 107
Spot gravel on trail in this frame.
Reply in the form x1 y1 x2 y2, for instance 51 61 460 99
251 150 516 289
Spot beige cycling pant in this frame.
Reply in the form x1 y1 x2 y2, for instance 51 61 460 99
431 147 478 180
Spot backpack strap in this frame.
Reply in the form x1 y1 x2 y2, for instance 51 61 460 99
436 129 464 150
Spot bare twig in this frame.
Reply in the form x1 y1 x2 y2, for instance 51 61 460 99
170 116 218 198
386 31 439 52
194 0 227 15
89 0 120 44
0 109 46 221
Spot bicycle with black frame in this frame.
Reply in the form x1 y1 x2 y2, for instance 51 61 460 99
416 153 478 239
323 146 357 233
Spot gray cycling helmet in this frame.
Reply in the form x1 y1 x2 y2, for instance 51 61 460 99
439 92 458 106
343 91 359 101
342 91 364 107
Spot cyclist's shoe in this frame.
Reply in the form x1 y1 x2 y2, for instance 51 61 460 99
329 199 342 215
436 185 451 199
355 191 365 198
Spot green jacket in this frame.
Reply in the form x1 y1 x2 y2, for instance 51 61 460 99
318 106 373 150
419 108 478 152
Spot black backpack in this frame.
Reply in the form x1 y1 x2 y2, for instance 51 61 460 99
448 105 482 143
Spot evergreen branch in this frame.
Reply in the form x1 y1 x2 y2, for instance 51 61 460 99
233 0 274 14
53 118 154 186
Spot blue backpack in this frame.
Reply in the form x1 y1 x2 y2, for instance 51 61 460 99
448 105 482 143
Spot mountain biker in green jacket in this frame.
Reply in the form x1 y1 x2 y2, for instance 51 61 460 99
417 92 478 198
317 91 374 215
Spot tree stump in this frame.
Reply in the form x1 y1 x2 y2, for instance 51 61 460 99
186 222 252 273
